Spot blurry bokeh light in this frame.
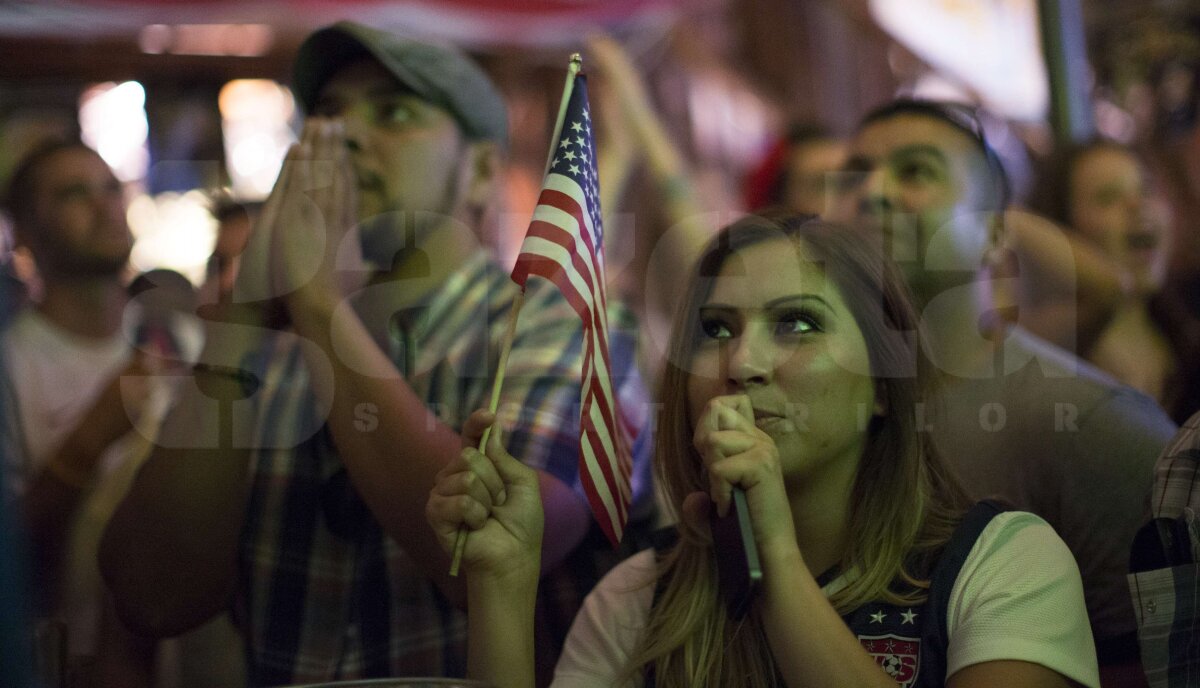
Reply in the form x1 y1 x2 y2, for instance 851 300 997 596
79 81 150 183
687 72 774 168
127 190 216 285
139 24 274 57
870 0 1049 121
219 79 296 199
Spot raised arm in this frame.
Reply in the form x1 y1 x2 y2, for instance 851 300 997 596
1004 209 1130 353
270 118 469 603
22 355 149 610
99 137 295 636
426 409 543 688
272 121 590 605
589 34 714 324
99 311 271 636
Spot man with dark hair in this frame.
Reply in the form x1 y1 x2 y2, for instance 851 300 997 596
0 140 156 666
833 99 1176 678
102 22 653 685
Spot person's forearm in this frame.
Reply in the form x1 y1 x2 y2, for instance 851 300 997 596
1008 210 1128 311
644 207 715 330
100 316 266 636
289 293 468 600
291 291 592 598
536 471 592 572
101 397 254 636
1018 298 1121 356
466 572 539 688
758 548 894 688
22 429 111 611
594 38 711 322
633 124 712 323
1008 210 1131 354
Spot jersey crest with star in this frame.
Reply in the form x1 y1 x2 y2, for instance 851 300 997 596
843 603 924 687
858 633 920 687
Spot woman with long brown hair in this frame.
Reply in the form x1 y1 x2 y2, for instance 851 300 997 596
427 214 1098 687
1024 139 1200 424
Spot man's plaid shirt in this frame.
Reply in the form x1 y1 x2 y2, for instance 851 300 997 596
1129 411 1200 688
236 249 653 685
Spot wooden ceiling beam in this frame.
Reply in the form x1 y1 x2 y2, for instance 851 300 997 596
0 36 299 84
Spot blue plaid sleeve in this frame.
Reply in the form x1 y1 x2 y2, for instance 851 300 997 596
494 277 586 490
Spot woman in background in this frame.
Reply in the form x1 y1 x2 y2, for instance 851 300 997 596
1026 139 1200 423
742 123 846 215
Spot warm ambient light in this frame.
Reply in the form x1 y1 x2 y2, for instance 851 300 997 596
79 81 150 184
126 190 216 285
869 0 1049 121
218 79 297 199
139 24 274 57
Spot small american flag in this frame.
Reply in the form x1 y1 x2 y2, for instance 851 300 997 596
511 70 633 546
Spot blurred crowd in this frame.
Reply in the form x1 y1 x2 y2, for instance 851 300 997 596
2 15 1200 688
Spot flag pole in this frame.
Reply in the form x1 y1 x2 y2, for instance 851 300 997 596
450 53 584 577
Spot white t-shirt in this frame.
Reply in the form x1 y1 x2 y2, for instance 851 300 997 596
2 307 167 656
3 308 132 484
552 511 1100 688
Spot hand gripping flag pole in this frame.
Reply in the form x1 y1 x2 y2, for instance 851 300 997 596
451 53 635 576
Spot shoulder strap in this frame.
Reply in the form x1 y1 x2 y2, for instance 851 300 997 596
645 505 1007 688
918 499 1008 686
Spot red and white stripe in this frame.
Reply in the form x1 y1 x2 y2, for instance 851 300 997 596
512 173 633 546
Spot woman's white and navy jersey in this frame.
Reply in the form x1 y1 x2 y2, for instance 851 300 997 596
548 503 1101 688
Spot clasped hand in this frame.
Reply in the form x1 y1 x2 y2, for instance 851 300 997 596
690 394 799 562
426 409 544 583
230 117 364 321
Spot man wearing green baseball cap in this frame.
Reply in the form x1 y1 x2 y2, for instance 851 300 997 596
102 21 654 685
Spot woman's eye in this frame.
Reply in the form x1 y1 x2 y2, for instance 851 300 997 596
700 318 732 340
777 312 819 336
